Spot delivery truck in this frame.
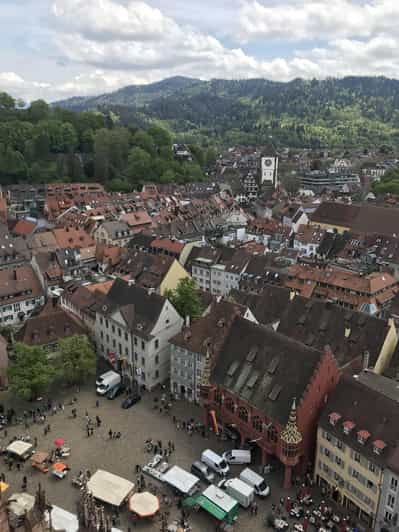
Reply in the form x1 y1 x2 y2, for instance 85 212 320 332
162 465 200 496
96 370 121 395
221 478 255 508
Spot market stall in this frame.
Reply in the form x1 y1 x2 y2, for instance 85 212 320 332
129 492 159 518
87 470 134 507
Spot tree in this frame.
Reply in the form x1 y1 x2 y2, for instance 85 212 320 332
8 343 55 400
165 277 204 320
28 99 50 122
0 92 15 111
59 335 96 385
132 130 156 156
127 147 153 183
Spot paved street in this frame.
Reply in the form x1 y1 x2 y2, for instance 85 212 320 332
0 382 296 531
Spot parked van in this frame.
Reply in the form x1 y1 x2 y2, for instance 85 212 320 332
223 478 255 508
222 449 251 465
239 467 270 497
201 449 230 476
191 461 214 483
96 370 121 395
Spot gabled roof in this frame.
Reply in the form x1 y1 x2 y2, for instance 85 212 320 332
319 373 399 473
230 286 291 325
16 307 87 346
53 227 95 249
212 316 326 425
170 300 246 356
277 296 391 369
115 249 174 290
97 278 166 337
13 218 37 236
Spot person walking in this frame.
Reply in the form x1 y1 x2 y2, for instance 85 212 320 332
109 429 113 439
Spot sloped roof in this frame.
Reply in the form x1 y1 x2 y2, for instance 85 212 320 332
277 296 391 369
98 278 166 337
230 286 291 325
319 373 399 473
13 219 37 236
212 316 325 425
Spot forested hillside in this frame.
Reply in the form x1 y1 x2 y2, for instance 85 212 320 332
0 92 209 189
56 76 399 149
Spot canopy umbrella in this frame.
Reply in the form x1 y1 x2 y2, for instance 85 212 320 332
0 481 9 493
54 438 65 447
129 492 160 518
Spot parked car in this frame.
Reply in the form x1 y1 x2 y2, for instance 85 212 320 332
121 394 141 409
106 384 124 400
201 449 229 476
222 449 251 465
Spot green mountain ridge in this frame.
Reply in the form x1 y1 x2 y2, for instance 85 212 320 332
55 75 399 148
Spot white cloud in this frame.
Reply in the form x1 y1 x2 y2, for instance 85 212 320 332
239 0 399 41
2 0 399 102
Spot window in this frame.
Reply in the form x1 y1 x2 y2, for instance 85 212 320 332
141 340 145 350
125 347 129 357
390 477 398 491
105 320 109 328
237 407 249 423
387 494 395 509
385 511 393 522
141 372 146 382
124 332 128 341
106 334 109 343
100 331 103 339
134 352 138 361
155 355 159 365
112 339 116 348
118 328 121 337
267 425 277 443
118 343 122 355
368 461 376 474
354 452 361 463
214 390 223 405
155 370 159 379
252 416 263 433
134 337 138 346
111 324 115 333
225 398 235 413
100 317 103 325
155 339 159 350
336 440 345 451
367 480 375 491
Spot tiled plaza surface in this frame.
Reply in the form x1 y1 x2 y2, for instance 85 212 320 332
0 382 355 531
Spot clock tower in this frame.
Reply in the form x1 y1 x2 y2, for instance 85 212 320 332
260 145 279 188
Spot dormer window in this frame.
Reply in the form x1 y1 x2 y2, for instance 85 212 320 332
373 440 387 455
343 421 355 435
357 430 370 445
329 412 341 426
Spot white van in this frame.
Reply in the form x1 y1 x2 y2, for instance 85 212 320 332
239 467 270 497
96 370 121 395
222 449 251 465
201 449 230 476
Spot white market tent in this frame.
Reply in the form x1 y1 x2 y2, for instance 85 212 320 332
6 441 33 458
87 469 134 507
49 505 123 532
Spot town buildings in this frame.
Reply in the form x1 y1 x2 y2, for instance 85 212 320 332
94 279 183 390
203 316 341 488
170 300 256 403
0 265 44 325
285 264 398 316
315 371 399 528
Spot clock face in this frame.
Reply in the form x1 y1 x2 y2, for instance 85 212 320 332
264 159 272 167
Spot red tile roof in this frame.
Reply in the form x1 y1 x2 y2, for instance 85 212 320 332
151 238 184 255
13 219 36 236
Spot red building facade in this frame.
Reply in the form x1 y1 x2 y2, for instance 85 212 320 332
202 325 340 488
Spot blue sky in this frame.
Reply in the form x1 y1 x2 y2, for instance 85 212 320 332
0 0 398 101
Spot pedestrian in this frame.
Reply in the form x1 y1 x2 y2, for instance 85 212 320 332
109 429 113 439
34 437 37 447
96 399 99 408
87 427 90 437
135 464 140 473
90 427 94 436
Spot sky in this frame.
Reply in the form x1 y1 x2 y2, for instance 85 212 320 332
1 0 399 102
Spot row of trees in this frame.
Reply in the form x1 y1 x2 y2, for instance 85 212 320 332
9 336 96 400
0 92 208 189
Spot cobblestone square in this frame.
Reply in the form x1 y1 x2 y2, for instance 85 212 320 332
0 383 290 531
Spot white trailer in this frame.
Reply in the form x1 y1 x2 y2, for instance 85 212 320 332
162 465 200 496
224 478 254 508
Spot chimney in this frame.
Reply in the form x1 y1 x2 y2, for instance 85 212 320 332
185 315 190 328
362 350 370 370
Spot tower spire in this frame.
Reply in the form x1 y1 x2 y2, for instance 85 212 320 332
281 397 302 446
